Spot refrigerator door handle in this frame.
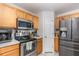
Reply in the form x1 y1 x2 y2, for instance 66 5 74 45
71 19 72 40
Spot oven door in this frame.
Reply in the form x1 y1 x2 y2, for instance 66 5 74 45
20 43 26 56
20 40 37 56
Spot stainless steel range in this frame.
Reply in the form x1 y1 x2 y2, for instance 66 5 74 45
15 29 37 56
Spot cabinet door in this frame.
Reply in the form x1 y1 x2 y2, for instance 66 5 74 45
0 44 19 54
0 44 19 56
0 4 17 28
36 38 42 55
26 13 33 21
54 37 59 52
23 12 27 19
16 10 25 19
54 18 60 30
33 16 39 29
0 48 19 56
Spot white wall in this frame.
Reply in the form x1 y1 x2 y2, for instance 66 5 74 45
38 11 54 53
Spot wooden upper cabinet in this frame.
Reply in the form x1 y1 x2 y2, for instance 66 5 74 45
33 16 39 29
26 13 33 21
54 17 60 30
16 10 25 19
16 10 33 21
0 4 17 28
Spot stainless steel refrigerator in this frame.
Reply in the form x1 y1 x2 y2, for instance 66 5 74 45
59 17 79 56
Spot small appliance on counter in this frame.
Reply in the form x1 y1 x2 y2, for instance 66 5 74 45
0 29 12 44
29 29 37 38
32 29 38 36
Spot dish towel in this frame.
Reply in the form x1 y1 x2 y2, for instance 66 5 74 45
26 41 33 51
29 41 33 50
26 42 30 51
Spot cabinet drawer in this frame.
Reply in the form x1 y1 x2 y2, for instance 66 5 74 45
0 48 19 56
0 44 19 54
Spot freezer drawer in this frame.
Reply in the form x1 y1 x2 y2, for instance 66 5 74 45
60 40 79 49
59 46 79 56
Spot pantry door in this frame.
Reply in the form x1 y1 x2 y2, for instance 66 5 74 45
43 15 54 53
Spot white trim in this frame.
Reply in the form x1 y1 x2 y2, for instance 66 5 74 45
57 9 79 17
5 3 38 16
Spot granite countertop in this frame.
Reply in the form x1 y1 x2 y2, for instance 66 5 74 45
0 40 20 48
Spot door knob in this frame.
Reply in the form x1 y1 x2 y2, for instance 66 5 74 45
44 36 47 38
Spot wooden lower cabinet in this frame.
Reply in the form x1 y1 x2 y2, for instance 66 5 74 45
0 44 19 56
36 38 42 55
0 48 19 56
54 36 59 52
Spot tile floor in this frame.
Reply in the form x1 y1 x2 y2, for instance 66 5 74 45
39 52 59 56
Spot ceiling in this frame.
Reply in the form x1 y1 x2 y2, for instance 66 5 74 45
13 3 79 15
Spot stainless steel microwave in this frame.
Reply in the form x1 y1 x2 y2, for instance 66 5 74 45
17 18 33 29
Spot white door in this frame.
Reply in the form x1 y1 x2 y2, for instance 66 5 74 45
43 17 54 53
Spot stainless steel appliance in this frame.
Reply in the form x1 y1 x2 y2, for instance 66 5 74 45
20 39 37 56
15 29 37 56
17 18 33 29
0 29 12 44
59 17 79 56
